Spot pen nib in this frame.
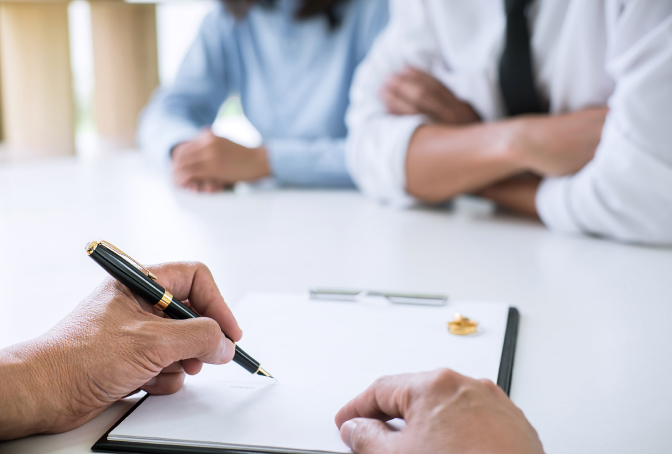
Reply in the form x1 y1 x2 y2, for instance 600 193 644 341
256 367 274 379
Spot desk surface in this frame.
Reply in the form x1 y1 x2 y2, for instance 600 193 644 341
1 154 671 453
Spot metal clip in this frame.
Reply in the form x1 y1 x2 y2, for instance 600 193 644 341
309 287 448 306
90 240 157 280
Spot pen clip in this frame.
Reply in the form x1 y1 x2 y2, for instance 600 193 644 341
97 240 158 281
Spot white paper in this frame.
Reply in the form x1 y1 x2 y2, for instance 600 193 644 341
110 293 510 453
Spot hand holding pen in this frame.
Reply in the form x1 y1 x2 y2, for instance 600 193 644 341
0 261 244 438
86 241 273 378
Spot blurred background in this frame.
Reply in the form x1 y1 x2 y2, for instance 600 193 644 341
0 0 260 162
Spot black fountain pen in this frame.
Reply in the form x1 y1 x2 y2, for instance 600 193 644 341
85 240 273 378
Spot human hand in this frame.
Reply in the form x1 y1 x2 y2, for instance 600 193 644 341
478 173 542 218
381 66 480 125
335 370 544 454
0 262 242 440
509 106 608 176
172 129 270 192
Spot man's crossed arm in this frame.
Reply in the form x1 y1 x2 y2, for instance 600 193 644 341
383 66 607 216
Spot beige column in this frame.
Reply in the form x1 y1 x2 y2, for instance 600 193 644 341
0 2 75 158
90 0 158 148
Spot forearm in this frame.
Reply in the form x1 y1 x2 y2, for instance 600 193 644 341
138 10 230 163
0 344 54 440
406 122 524 202
137 93 210 164
265 137 353 186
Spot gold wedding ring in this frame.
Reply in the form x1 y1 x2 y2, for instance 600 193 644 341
448 313 478 335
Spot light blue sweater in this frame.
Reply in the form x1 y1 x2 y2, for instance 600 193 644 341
138 0 389 186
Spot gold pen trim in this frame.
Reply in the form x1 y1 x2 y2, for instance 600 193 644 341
257 367 272 378
155 290 173 311
85 240 158 281
85 241 99 255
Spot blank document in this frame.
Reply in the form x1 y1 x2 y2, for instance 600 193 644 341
109 292 511 453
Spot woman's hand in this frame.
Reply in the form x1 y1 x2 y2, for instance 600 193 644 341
172 129 270 192
0 262 242 440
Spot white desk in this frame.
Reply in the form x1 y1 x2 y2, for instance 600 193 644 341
1 154 671 453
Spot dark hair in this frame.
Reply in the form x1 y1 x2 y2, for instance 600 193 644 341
222 0 347 29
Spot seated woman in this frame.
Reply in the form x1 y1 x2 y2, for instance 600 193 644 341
138 0 388 192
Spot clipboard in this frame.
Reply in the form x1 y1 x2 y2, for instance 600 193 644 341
93 293 519 454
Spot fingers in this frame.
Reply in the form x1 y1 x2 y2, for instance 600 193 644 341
335 374 414 427
380 87 421 116
335 369 471 428
400 66 451 96
136 344 207 397
142 371 186 395
384 67 453 115
181 178 224 193
340 418 398 454
174 160 214 189
201 182 224 193
148 262 243 342
172 131 223 190
162 361 185 374
383 66 480 124
160 316 236 365
182 358 204 375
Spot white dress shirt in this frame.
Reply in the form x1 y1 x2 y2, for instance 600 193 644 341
346 0 672 245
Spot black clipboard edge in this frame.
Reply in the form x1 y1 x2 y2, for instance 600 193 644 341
93 306 521 453
92 394 316 454
496 306 519 396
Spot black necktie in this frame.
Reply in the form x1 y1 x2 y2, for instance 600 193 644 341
499 0 546 116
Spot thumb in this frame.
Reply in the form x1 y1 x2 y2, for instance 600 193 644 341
340 418 397 454
160 317 236 366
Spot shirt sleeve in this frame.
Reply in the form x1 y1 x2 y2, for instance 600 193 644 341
137 6 231 167
345 0 437 204
536 2 672 245
265 137 352 187
261 0 388 188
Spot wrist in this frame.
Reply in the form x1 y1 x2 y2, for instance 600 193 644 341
251 145 271 180
0 339 72 439
170 142 187 159
0 345 47 439
494 118 534 172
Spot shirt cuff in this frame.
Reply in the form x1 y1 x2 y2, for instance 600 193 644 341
535 176 583 234
264 138 353 187
347 114 426 207
138 122 201 168
389 115 426 200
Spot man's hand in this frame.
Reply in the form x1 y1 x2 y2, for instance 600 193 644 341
172 129 270 192
0 262 242 440
478 173 542 217
509 106 608 177
473 107 607 216
382 66 480 125
335 370 544 454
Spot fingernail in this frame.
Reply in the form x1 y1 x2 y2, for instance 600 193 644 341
145 377 157 387
221 337 235 363
341 420 357 448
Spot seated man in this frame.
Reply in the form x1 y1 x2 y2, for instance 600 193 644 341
137 0 388 192
0 262 543 454
346 0 672 245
